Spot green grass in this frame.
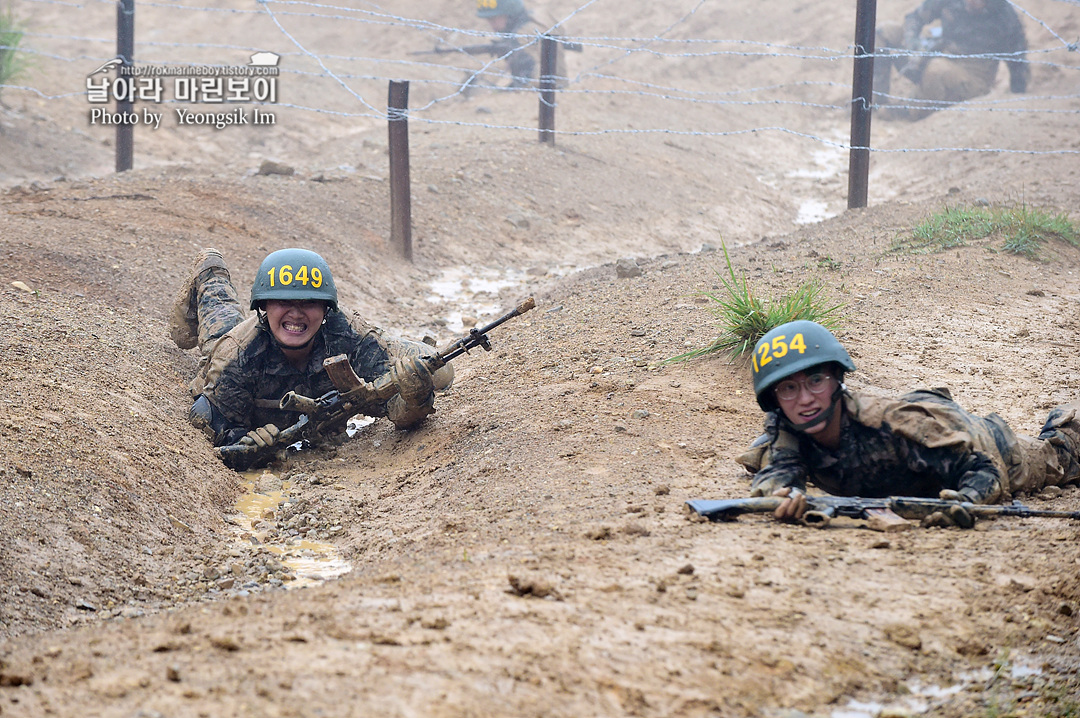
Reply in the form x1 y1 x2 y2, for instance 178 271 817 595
893 204 1079 259
0 6 27 101
663 241 844 364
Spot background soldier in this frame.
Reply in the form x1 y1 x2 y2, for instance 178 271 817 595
169 248 449 470
476 0 538 88
737 321 1080 526
874 0 1029 119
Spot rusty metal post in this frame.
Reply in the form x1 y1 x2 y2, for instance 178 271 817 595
116 0 135 172
387 80 413 261
538 35 557 144
847 0 877 209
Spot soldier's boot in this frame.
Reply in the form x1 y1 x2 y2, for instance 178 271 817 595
383 334 455 391
1039 403 1080 484
168 248 230 350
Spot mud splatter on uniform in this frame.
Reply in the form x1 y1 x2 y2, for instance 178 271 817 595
738 388 1074 504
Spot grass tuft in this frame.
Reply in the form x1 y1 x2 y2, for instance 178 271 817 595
893 204 1079 259
663 241 844 364
0 6 27 101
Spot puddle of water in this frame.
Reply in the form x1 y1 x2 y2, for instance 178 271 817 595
232 471 351 588
831 659 1045 718
426 265 529 333
795 199 832 225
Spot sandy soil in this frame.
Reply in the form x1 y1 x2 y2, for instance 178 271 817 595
1 0 1079 716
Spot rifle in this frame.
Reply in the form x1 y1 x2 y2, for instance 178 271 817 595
217 297 536 470
410 39 584 57
686 495 1080 528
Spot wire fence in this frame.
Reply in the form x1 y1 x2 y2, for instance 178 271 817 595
1 0 1078 159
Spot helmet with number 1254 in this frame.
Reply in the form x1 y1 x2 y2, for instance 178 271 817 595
751 320 855 411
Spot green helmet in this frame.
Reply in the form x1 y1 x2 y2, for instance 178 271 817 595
751 320 855 411
476 0 525 18
250 248 338 312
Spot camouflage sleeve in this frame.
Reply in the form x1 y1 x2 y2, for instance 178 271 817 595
343 330 394 418
901 440 1002 503
745 412 810 496
201 361 260 446
750 451 809 497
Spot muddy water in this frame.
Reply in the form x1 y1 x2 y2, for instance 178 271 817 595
233 471 351 587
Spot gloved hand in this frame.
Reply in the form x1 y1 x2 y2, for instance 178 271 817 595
239 423 280 449
921 489 975 529
390 356 434 406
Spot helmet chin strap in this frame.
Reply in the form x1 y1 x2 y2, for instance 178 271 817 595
779 384 845 434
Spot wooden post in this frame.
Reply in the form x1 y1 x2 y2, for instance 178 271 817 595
388 80 413 261
847 0 877 209
538 35 557 144
116 0 134 172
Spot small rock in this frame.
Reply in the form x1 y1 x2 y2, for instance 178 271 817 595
75 600 97 612
257 160 294 176
1040 485 1063 499
632 409 650 419
974 197 990 207
677 564 694 575
526 266 548 276
505 212 530 230
699 242 717 253
615 257 643 278
630 328 646 337
883 623 921 650
166 665 181 682
461 316 477 328
660 260 679 270
11 280 34 293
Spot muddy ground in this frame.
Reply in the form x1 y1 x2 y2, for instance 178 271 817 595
1 0 1079 716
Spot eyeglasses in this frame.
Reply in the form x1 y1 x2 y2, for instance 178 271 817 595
774 372 834 402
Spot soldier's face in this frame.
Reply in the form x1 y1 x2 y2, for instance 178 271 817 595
774 370 838 436
487 15 509 31
965 0 987 11
264 299 327 348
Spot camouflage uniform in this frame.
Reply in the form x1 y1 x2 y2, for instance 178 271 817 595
182 260 448 451
499 11 537 88
874 0 1028 118
738 388 1079 504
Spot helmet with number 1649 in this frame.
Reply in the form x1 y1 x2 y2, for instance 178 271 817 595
250 248 338 312
751 320 855 411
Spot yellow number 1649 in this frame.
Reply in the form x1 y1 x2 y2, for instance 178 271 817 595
266 264 323 288
752 332 807 373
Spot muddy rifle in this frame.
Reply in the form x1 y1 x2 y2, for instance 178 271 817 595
217 298 536 469
686 495 1080 528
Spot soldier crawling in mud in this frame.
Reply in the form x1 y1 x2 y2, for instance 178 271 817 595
168 248 451 471
874 0 1029 119
737 321 1080 527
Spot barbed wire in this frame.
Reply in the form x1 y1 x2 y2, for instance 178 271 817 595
4 0 1079 157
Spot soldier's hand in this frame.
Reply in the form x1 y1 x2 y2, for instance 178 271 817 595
923 489 975 529
391 356 435 406
240 423 280 449
772 487 807 523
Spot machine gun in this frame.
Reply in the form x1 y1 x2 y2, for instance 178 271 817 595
410 38 583 57
217 298 535 470
686 495 1080 528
